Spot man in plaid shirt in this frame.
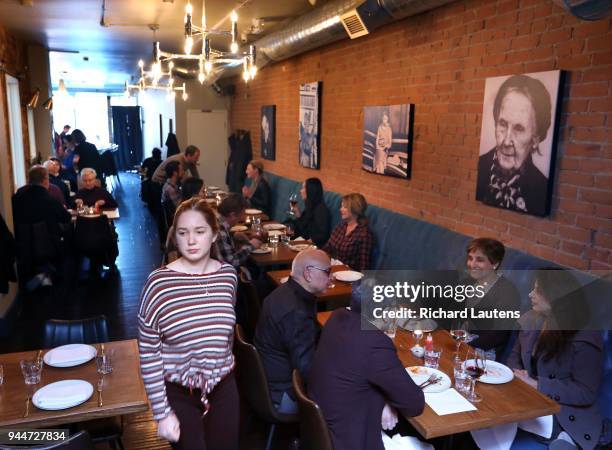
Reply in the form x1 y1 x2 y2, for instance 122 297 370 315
215 194 263 269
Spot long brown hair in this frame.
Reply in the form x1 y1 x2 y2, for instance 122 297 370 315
534 268 589 362
168 198 219 258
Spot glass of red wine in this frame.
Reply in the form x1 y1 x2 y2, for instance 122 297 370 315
288 193 298 218
465 349 486 403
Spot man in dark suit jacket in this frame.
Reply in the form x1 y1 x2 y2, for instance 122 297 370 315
308 304 425 450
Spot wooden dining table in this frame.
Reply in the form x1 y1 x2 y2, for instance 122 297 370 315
249 240 314 267
317 311 560 440
268 265 354 303
0 339 148 428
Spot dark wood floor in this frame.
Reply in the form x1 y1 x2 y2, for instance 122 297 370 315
0 173 293 450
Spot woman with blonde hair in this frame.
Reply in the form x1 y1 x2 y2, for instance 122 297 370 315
138 198 239 449
322 193 374 271
242 159 271 215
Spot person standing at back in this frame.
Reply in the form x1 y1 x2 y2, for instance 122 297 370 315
71 129 102 182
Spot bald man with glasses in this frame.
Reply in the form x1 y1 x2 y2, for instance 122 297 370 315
254 249 332 414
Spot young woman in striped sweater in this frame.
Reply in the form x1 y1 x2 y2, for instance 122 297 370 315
138 198 239 449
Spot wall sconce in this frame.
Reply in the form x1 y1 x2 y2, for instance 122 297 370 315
42 97 53 110
27 88 40 108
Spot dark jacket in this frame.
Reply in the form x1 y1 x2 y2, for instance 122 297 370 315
248 177 271 216
254 278 320 404
49 174 71 205
468 275 520 358
75 187 118 209
308 308 425 450
0 213 16 294
476 148 549 216
507 315 604 450
226 131 252 193
291 202 330 247
12 185 71 230
75 141 102 175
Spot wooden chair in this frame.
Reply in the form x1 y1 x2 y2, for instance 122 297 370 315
233 324 298 450
1 430 95 449
42 316 123 450
292 369 334 450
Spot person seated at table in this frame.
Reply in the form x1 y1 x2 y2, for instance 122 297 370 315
138 198 239 449
242 159 271 215
12 165 71 290
74 168 118 210
322 193 374 271
286 177 330 247
181 177 205 200
140 147 163 205
308 292 425 450
254 249 331 414
44 159 71 206
505 268 608 450
215 193 263 270
463 237 520 359
161 161 183 209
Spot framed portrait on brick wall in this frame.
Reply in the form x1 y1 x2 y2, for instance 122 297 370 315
261 105 276 161
299 81 321 169
362 103 413 179
476 70 564 217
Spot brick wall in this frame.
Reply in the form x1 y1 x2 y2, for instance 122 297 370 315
230 0 611 271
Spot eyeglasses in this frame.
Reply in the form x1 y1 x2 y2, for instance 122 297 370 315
307 265 332 276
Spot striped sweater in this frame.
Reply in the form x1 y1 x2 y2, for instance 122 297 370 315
138 263 237 420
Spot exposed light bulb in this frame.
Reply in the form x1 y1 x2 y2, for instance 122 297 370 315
182 92 188 101
230 41 239 54
198 72 205 83
242 70 249 82
185 36 193 55
249 65 257 79
138 59 144 68
230 10 238 23
168 61 174 70
204 60 212 73
185 2 193 15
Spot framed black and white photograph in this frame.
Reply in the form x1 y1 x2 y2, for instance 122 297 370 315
299 81 321 169
362 103 413 179
261 105 276 160
476 70 563 217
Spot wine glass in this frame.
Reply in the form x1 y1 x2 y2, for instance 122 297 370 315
287 193 298 218
465 349 486 403
450 320 468 360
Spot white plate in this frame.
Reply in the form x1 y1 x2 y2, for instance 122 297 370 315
289 244 312 252
207 186 220 191
401 319 438 333
333 270 364 282
406 366 451 393
245 208 263 215
33 379 93 411
463 359 514 384
280 276 289 284
230 225 248 232
268 230 284 236
251 247 272 254
44 344 97 368
263 223 286 231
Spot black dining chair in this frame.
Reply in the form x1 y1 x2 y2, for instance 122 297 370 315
0 430 94 450
233 324 299 450
73 215 118 270
42 316 123 450
236 268 262 341
101 150 121 189
292 369 334 450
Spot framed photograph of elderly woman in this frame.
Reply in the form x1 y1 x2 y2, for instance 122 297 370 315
476 70 564 217
261 105 276 161
299 81 321 169
362 104 413 178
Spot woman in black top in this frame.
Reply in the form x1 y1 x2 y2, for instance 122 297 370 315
287 178 330 247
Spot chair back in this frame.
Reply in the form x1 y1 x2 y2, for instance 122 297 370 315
73 216 118 265
161 200 176 229
233 324 297 424
292 370 334 450
101 150 118 177
0 430 95 449
236 269 261 341
44 315 109 348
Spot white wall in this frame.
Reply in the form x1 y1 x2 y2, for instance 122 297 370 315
137 89 176 159
174 79 230 152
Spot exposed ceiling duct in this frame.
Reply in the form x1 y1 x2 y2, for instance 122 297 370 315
253 0 458 69
554 0 612 20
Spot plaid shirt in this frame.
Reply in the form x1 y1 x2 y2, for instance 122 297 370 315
161 180 181 207
322 221 374 271
215 216 254 269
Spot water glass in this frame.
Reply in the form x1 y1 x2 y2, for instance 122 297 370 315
383 308 399 339
454 362 469 394
280 232 290 245
268 233 279 248
96 351 114 375
20 359 42 385
424 347 442 369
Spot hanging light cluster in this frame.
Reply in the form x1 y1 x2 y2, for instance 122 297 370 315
124 56 188 100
